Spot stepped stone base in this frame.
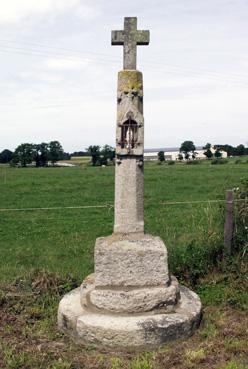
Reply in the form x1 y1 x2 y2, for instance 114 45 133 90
58 234 202 350
80 274 180 314
58 284 202 350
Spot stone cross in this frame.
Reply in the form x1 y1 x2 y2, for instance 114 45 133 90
58 17 202 350
111 17 150 70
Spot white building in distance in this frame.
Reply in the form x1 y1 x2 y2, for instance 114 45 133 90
144 146 227 161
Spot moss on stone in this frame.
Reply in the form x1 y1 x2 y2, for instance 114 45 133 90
118 70 143 93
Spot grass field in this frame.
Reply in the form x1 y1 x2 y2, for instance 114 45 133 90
0 160 248 368
0 160 247 282
58 156 91 166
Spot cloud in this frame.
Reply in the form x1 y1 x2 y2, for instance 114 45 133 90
144 86 248 147
240 58 248 68
0 0 98 24
44 57 90 71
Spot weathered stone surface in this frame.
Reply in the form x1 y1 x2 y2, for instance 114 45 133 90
117 70 144 125
111 17 150 70
58 287 82 332
114 157 144 233
58 285 202 350
80 274 95 308
83 275 180 313
116 70 144 157
94 234 169 287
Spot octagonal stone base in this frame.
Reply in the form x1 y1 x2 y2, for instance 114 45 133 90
58 284 202 351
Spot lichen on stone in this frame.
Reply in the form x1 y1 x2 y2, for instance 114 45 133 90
118 70 143 94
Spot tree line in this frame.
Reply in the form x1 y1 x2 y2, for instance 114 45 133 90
178 141 226 160
158 141 248 162
69 145 115 166
213 144 248 157
86 145 115 166
0 142 115 167
201 142 248 158
0 141 69 167
1 140 247 167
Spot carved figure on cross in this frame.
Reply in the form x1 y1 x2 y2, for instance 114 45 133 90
111 17 150 70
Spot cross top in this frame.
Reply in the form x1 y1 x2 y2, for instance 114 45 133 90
111 17 150 70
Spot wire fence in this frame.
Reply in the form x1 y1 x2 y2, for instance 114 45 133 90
0 198 243 212
1 190 245 256
0 204 113 212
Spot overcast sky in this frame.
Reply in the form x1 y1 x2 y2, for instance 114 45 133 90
1 0 248 152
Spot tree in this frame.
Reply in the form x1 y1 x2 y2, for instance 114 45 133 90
178 153 183 161
70 151 88 157
34 143 49 167
204 148 213 159
63 152 71 160
203 144 213 159
179 141 196 160
236 144 246 156
217 144 233 156
101 145 115 165
158 151 165 162
192 151 198 160
203 143 211 150
214 148 222 158
48 141 64 165
39 143 49 166
0 149 13 163
184 152 190 160
86 145 101 166
13 143 34 167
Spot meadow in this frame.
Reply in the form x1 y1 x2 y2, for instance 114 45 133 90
0 160 247 369
0 160 247 282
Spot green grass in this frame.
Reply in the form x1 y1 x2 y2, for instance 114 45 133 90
0 160 247 283
0 160 248 368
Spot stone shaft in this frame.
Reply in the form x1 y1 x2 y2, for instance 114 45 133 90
114 70 144 234
111 17 150 70
114 157 144 233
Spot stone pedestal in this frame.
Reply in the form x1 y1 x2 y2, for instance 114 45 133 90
58 234 202 349
94 234 169 287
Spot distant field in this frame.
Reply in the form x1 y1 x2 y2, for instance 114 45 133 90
0 160 247 283
58 156 91 165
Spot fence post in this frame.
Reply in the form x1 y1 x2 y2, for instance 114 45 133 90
224 189 234 255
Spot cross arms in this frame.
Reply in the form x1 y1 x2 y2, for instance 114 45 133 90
111 17 150 70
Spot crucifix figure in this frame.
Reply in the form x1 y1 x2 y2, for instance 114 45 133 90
112 17 150 70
